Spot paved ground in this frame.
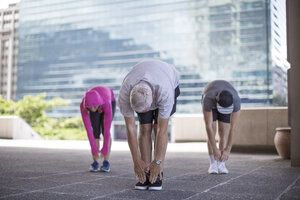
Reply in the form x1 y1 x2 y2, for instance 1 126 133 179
0 140 300 200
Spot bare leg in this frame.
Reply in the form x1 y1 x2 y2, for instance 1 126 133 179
153 124 158 153
152 123 165 169
218 121 230 151
207 121 217 155
218 121 230 173
139 124 153 165
104 136 112 161
92 139 101 161
96 139 100 150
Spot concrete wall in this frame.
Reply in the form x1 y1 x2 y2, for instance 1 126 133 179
172 107 288 148
171 114 207 142
233 107 288 146
0 116 42 140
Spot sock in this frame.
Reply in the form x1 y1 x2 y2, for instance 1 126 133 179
209 154 216 164
219 161 225 165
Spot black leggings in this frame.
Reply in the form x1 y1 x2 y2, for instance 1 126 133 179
137 85 180 124
212 108 231 123
89 100 116 139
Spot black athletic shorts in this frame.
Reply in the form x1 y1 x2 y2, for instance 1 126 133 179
137 86 180 125
89 100 116 139
212 108 231 123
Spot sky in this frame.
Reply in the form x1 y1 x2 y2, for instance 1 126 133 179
0 0 20 9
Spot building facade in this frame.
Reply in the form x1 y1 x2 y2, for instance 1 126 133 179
0 4 19 101
270 0 289 106
17 0 287 123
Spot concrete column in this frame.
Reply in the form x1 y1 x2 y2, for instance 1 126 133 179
286 0 300 167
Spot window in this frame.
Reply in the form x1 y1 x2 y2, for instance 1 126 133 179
274 30 280 37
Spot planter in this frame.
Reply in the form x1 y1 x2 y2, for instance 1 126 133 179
274 127 291 159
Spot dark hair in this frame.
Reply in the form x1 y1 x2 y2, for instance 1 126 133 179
218 90 233 107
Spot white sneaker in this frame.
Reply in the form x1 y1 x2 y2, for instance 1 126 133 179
208 162 219 174
218 162 229 174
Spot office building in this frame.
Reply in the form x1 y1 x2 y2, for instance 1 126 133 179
0 4 19 101
17 0 287 122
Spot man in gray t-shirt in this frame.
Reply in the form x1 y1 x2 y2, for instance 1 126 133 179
118 59 180 191
202 80 241 175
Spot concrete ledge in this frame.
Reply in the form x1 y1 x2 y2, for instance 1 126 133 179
235 107 288 146
171 114 208 142
231 145 277 154
0 116 42 140
172 107 288 150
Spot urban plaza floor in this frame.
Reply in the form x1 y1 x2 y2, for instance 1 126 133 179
0 140 299 200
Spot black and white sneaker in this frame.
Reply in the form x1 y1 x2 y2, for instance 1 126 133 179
148 172 163 191
135 172 150 190
135 180 149 190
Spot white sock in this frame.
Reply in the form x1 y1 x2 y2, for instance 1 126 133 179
209 154 216 164
219 161 225 165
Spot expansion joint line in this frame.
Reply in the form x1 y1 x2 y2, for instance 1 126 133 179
275 174 300 200
184 166 263 200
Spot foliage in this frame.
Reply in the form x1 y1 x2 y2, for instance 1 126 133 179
57 117 85 129
0 95 15 115
15 93 69 127
35 126 87 140
273 93 287 106
35 117 87 140
0 94 87 140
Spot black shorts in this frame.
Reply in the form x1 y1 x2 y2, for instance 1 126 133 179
137 86 180 125
89 100 116 139
212 108 231 123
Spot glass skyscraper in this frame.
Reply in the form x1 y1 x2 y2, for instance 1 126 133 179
17 0 287 122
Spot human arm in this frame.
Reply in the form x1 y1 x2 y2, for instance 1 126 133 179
100 103 112 156
203 110 221 161
124 116 148 183
80 103 99 159
220 110 240 161
148 117 169 183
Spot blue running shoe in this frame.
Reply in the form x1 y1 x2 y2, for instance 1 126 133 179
89 161 100 172
100 160 110 172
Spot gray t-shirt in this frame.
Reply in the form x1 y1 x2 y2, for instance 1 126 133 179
202 80 241 112
118 59 180 119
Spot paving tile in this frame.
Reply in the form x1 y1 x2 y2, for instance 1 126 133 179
87 176 135 189
0 146 299 200
207 182 286 199
46 182 127 198
1 191 85 200
187 191 275 200
44 172 105 184
280 186 300 200
0 187 26 198
0 170 52 179
1 178 60 191
96 189 197 200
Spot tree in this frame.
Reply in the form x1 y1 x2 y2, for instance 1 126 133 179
15 93 69 127
0 95 15 115
273 93 287 107
0 94 87 140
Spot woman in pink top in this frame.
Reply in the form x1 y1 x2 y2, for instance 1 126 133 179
80 86 116 172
